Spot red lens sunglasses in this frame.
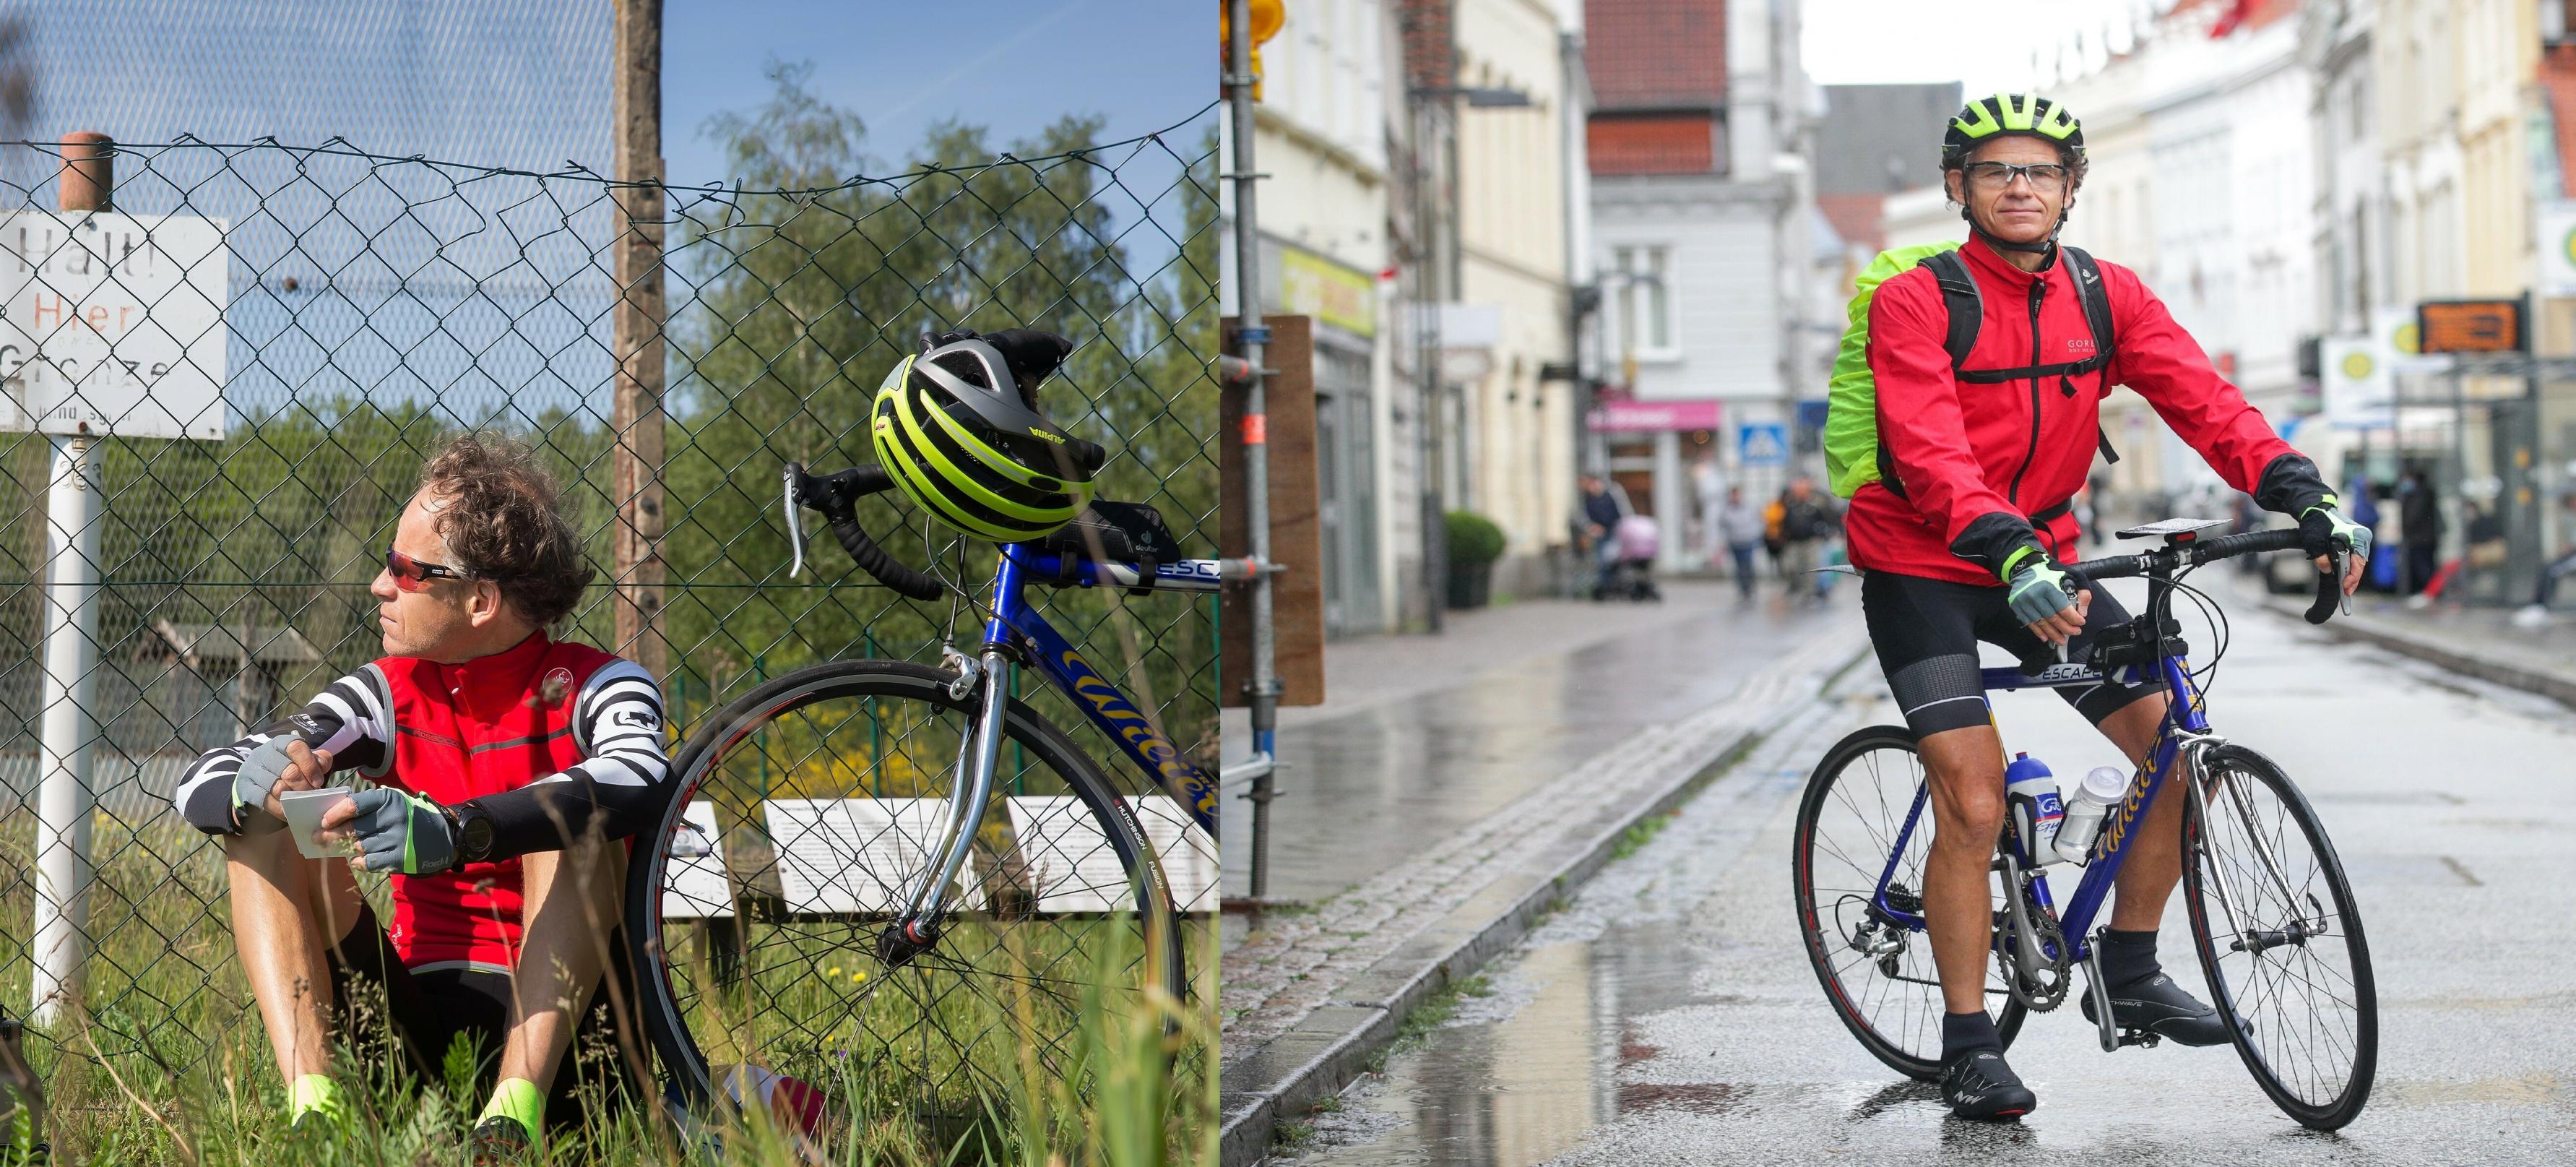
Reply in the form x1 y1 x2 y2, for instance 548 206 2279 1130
384 547 469 592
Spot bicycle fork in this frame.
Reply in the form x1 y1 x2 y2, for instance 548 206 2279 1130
880 647 1015 968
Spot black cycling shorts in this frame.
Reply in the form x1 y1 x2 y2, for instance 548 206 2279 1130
1859 569 2160 737
322 903 637 1127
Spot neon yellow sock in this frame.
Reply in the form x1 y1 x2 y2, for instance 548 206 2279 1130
478 1077 545 1143
288 1073 345 1126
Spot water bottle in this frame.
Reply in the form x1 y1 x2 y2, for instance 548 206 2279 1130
2002 753 2065 867
2052 765 2133 865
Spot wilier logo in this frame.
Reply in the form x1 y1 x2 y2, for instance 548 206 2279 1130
288 712 325 738
611 707 660 733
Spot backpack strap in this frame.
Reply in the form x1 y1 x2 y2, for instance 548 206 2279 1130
2063 246 2117 359
1917 249 1982 368
1875 250 1987 501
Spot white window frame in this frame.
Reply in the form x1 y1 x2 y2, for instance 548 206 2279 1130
1607 244 1680 364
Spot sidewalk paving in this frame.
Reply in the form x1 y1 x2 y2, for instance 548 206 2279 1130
1215 580 1868 1165
2242 577 2576 711
1217 580 1856 904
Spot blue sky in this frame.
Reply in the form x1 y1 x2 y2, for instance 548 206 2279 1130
664 0 1215 186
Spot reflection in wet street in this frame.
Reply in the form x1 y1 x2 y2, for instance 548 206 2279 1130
1279 593 2576 1166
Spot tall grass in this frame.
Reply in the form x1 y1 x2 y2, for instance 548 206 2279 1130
1 837 1214 1166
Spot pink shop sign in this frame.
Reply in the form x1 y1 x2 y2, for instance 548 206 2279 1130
1586 398 1721 433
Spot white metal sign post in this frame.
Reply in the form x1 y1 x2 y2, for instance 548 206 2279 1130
12 135 230 1025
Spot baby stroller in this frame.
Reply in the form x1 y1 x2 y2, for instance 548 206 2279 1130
1596 513 1663 602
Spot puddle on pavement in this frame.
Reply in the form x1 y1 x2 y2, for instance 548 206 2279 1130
1285 922 1712 1165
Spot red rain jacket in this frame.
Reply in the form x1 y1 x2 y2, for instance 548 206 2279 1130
1846 236 2323 586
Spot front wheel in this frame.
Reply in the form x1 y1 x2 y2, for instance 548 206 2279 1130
1793 725 2026 1081
2181 743 2377 1130
626 659 1188 1138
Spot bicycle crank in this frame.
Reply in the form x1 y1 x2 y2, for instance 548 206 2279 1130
1995 856 2070 1012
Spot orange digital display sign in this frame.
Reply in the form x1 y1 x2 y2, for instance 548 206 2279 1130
2417 300 2525 354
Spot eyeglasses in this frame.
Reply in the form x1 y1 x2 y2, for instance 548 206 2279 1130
1964 161 2071 194
384 547 470 592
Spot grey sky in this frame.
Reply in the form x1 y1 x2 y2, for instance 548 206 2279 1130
1802 0 2153 99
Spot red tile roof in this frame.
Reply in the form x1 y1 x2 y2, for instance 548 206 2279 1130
1583 0 1726 110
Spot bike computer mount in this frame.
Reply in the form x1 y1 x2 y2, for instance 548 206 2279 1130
2114 517 2228 542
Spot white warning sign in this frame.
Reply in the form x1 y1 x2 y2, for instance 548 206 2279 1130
0 211 230 440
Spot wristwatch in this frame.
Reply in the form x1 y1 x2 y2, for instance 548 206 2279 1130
446 801 497 869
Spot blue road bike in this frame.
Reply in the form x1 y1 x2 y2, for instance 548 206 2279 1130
626 462 1219 1121
1794 520 2377 1130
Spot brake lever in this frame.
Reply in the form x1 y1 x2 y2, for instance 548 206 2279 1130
784 463 810 579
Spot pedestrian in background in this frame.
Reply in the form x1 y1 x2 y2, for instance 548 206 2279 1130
1776 475 1836 603
1692 453 1724 565
1574 472 1633 600
2515 492 2576 627
2398 468 2442 595
1715 485 1768 600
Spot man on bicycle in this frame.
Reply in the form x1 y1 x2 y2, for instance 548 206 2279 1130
177 434 667 1159
1846 92 2369 1119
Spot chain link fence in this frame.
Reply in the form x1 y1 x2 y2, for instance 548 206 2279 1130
0 109 1220 1098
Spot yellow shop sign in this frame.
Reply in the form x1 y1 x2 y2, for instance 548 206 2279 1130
1279 247 1376 337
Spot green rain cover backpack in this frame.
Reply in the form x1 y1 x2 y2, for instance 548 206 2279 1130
1823 241 2121 500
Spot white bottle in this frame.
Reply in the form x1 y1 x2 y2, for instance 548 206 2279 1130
2052 766 2132 865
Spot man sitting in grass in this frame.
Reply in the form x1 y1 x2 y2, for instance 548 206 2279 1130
176 433 670 1161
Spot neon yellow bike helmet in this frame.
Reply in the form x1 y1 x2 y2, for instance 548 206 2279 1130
1942 92 2084 169
869 333 1105 543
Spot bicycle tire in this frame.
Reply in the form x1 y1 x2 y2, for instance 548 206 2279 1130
1793 724 2026 1082
625 658 1187 1124
2180 743 2377 1130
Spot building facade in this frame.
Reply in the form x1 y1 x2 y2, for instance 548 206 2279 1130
1243 0 1408 637
1584 0 1818 571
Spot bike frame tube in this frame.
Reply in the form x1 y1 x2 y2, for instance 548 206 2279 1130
1870 653 2208 958
2054 655 2205 952
983 546 1221 832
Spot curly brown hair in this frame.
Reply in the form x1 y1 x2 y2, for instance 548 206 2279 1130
418 433 593 628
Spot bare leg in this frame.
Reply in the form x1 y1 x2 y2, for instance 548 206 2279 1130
2095 692 2182 931
1916 722 2009 1015
495 835 626 1091
226 825 366 1083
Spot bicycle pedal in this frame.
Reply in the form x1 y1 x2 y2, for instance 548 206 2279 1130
2116 1028 2161 1049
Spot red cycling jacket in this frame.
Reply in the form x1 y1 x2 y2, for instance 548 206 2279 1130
178 632 670 971
1847 236 2330 586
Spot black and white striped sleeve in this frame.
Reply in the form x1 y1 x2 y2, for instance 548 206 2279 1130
464 659 670 858
174 667 395 835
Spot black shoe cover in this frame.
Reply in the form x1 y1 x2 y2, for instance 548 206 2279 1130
470 1116 535 1166
2082 970 2236 1047
1940 1049 2037 1120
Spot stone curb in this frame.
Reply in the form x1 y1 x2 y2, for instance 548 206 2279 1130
1215 640 1870 1167
2257 594 2576 712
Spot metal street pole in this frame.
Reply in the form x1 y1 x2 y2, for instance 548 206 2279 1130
33 132 111 1025
1226 0 1283 901
1412 97 1446 632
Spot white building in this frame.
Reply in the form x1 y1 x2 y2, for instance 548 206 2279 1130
1446 0 1584 595
1240 0 1408 636
1586 0 1819 572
